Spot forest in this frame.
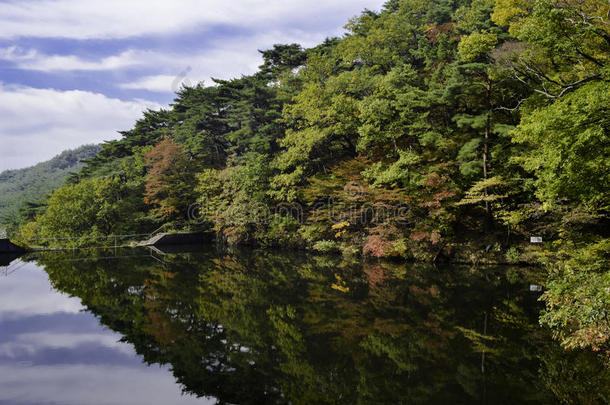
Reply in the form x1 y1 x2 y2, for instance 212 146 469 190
0 144 100 231
10 0 610 356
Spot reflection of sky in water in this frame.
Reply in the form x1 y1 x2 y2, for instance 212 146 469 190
0 260 213 405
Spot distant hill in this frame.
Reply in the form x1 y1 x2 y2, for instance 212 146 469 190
0 144 101 226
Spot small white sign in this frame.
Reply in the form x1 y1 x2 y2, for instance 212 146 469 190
530 236 543 243
530 284 543 292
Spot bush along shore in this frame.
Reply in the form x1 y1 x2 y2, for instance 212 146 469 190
12 0 610 357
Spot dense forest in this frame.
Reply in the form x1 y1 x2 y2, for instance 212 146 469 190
12 0 609 355
0 144 100 232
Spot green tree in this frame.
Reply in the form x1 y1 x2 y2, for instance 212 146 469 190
511 81 610 209
21 176 143 246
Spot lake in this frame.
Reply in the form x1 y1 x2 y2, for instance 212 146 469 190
0 246 608 404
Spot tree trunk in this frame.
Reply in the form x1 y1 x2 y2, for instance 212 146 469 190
483 79 493 227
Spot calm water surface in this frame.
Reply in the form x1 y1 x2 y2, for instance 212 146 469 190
0 247 608 404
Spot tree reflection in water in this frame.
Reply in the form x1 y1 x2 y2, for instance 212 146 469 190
31 247 609 405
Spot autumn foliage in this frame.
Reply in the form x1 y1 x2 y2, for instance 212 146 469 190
144 138 197 220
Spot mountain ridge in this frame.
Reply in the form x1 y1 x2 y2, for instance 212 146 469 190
0 144 101 227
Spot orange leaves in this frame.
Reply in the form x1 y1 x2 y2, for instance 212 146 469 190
424 22 457 43
143 138 196 220
144 139 183 182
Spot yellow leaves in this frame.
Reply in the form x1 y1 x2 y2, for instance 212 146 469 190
331 274 350 293
331 283 350 293
332 221 350 238
456 176 509 206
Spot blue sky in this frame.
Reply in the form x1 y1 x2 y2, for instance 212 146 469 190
0 0 386 171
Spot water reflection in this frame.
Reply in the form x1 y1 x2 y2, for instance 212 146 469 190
0 259 213 405
4 247 609 404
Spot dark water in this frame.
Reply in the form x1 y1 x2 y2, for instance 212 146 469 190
0 246 608 405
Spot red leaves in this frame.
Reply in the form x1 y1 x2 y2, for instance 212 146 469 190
363 235 391 258
424 172 444 187
363 264 386 286
409 232 429 242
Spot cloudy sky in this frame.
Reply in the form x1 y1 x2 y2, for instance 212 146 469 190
0 0 386 171
0 262 213 404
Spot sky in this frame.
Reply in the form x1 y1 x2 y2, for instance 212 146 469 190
0 261 213 404
0 0 387 172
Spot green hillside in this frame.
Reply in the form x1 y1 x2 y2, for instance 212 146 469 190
0 144 101 229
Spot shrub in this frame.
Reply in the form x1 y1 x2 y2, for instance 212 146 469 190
313 240 341 253
505 247 521 263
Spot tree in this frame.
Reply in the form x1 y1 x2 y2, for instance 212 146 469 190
540 238 610 354
258 43 307 80
144 138 197 220
511 81 609 209
492 0 609 99
21 176 143 246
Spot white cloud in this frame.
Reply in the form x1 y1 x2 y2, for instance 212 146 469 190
0 28 320 90
0 46 146 71
0 262 211 404
0 263 83 319
120 75 194 93
0 332 134 358
0 364 213 404
0 83 160 171
0 0 385 40
116 44 264 92
0 46 37 61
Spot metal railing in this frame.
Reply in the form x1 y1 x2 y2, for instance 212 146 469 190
0 259 28 277
0 246 168 277
25 221 203 250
